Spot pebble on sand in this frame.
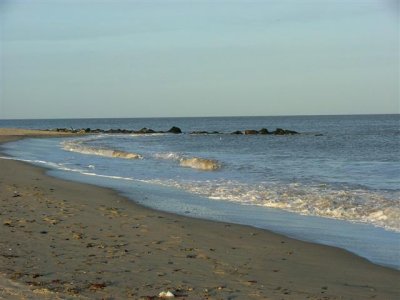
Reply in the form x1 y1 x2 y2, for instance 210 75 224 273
158 290 175 298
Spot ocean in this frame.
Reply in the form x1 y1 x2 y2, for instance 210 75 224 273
0 115 399 269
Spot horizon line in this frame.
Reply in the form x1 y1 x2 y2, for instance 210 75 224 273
0 112 399 121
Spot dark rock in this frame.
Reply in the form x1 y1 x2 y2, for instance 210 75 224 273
244 130 258 135
259 128 269 134
285 129 298 135
168 126 182 134
274 128 286 135
121 129 134 134
108 129 121 134
137 127 155 134
85 128 91 133
56 128 69 132
231 130 243 135
273 128 299 135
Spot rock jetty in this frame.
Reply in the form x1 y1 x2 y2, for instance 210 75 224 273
46 126 299 135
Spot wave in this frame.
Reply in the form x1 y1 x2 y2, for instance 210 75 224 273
154 152 181 160
111 150 142 159
179 157 220 171
62 140 142 160
63 140 218 170
154 152 220 171
1 154 398 231
148 179 400 232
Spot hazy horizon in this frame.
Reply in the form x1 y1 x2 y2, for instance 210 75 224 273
1 112 399 121
1 0 398 119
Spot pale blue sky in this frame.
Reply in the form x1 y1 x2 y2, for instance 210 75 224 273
0 0 398 119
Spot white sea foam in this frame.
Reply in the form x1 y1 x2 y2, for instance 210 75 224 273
1 154 398 231
0 156 136 181
154 152 181 160
143 179 400 232
62 140 142 160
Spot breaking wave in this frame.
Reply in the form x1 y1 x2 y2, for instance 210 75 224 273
1 154 398 231
179 157 220 171
154 152 220 171
145 179 400 232
62 139 142 160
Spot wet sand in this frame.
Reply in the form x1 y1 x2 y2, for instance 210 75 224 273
0 129 399 299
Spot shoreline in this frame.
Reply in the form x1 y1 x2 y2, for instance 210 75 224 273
0 130 399 299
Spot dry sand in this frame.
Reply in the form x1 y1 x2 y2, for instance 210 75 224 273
0 129 399 299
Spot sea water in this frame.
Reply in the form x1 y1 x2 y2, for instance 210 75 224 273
1 115 399 269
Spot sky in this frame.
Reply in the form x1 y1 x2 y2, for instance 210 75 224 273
0 0 398 119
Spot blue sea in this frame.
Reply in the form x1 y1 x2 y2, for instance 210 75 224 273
1 115 399 269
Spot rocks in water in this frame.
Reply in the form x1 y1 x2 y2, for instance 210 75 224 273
107 129 123 134
232 128 298 135
274 128 286 135
168 126 182 134
231 130 243 135
244 130 258 135
137 127 155 134
259 128 269 135
47 126 299 136
273 128 298 135
55 128 70 133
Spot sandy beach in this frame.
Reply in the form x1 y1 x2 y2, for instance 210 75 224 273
0 129 399 299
